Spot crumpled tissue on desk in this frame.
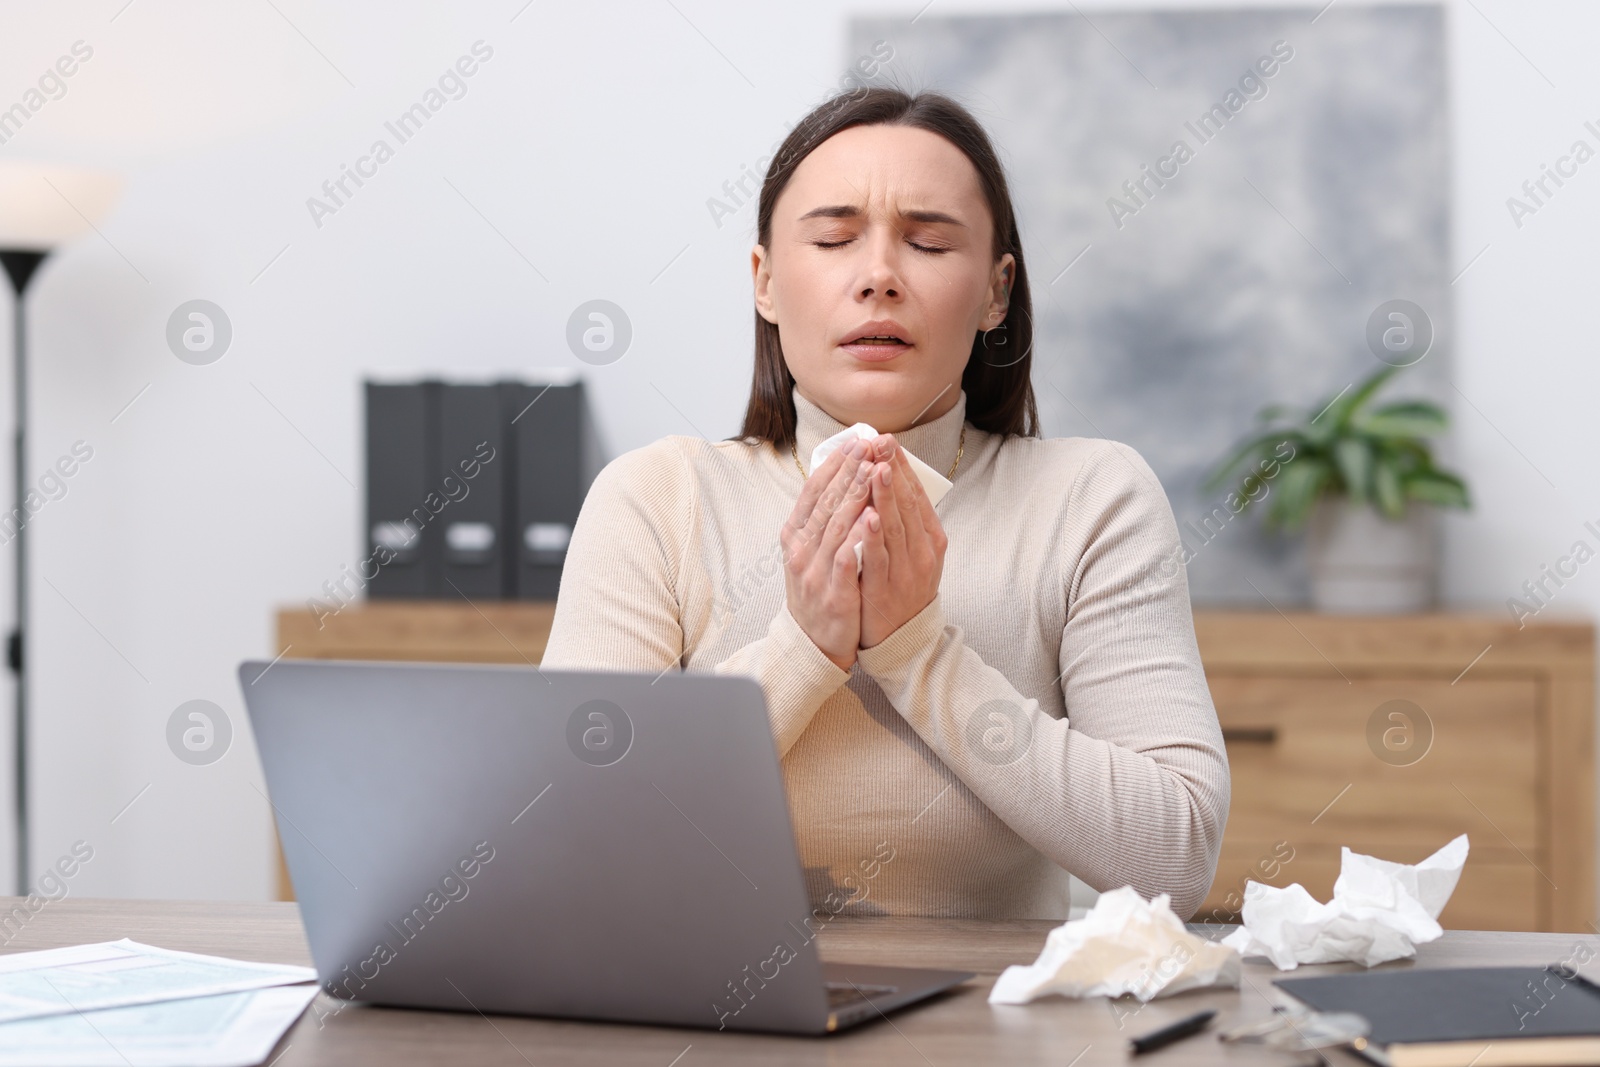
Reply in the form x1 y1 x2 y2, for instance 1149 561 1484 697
988 886 1241 1005
1221 834 1469 970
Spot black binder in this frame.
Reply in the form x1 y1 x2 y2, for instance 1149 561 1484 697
509 379 602 599
364 382 439 598
437 383 506 599
364 376 600 601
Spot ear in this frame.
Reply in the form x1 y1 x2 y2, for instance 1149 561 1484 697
983 253 1015 330
752 244 779 325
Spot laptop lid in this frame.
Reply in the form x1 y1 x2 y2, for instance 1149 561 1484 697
238 658 835 1033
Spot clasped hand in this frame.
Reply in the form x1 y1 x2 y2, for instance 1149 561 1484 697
779 434 948 672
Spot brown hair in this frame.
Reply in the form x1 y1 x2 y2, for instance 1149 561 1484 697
735 85 1040 449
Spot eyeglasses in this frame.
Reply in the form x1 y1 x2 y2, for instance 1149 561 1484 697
1217 1007 1372 1057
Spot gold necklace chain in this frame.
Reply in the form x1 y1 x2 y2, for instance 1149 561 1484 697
790 423 966 481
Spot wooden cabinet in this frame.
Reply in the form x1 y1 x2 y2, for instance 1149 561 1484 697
1194 611 1594 933
276 600 556 665
270 604 1595 931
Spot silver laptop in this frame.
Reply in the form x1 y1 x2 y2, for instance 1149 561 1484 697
238 658 971 1034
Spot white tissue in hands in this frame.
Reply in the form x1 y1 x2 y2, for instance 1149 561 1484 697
810 422 953 506
809 423 953 573
1220 834 1468 970
988 886 1241 1005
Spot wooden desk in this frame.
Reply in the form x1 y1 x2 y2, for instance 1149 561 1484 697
3 896 1594 1065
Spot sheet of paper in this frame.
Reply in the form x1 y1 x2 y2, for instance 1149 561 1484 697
0 984 317 1067
0 939 316 1024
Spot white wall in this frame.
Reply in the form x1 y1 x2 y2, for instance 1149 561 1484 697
0 0 1593 901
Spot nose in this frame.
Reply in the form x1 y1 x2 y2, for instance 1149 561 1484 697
855 227 903 302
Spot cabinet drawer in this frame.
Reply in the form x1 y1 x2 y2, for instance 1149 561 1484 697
1212 675 1541 850
1205 675 1545 930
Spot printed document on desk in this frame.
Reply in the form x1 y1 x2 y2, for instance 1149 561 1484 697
0 985 318 1067
0 939 316 1024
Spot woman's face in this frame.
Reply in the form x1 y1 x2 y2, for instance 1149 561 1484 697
753 123 1014 433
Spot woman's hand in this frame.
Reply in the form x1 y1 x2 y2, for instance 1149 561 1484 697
780 437 876 671
858 435 947 649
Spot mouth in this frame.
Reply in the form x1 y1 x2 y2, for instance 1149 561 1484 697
840 333 913 362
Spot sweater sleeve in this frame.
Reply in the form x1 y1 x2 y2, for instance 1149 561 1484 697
711 601 852 757
853 440 1230 919
538 442 687 674
540 439 850 755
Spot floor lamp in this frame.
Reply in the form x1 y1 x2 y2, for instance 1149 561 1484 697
0 163 121 895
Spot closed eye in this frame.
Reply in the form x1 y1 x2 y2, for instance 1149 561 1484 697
810 238 951 254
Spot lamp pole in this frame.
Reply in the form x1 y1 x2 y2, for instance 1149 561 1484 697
0 248 45 896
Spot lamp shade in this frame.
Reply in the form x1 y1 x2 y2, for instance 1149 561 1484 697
0 161 121 250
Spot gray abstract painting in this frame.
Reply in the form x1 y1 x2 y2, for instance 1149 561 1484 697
847 5 1449 605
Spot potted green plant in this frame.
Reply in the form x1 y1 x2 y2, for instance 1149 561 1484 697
1204 364 1470 612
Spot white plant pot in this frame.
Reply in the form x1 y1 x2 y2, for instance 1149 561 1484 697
1306 496 1438 613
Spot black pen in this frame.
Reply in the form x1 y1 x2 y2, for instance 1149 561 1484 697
1129 1009 1217 1055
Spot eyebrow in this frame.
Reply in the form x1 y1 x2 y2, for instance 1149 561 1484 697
796 204 967 227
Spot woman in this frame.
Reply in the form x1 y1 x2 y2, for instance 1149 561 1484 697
541 87 1229 921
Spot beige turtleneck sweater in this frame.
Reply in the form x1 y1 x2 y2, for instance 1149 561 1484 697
540 386 1229 920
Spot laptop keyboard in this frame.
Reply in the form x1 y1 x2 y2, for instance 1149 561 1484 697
825 982 899 1009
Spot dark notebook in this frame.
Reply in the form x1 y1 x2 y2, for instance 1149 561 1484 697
1277 966 1600 1067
